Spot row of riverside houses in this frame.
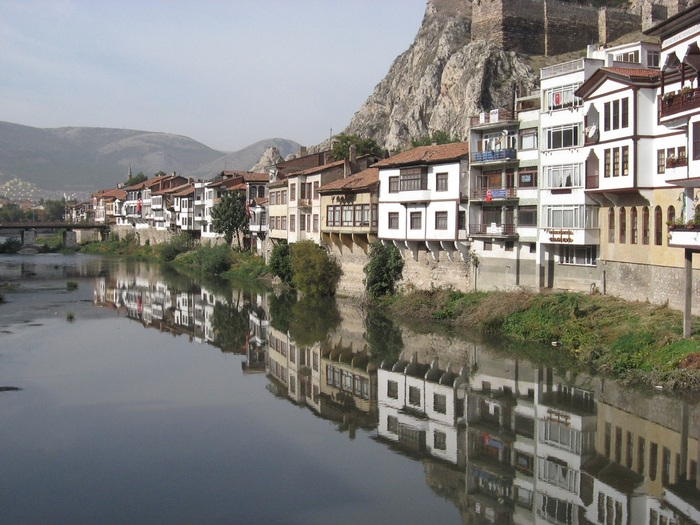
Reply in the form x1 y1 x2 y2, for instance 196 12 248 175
73 3 700 312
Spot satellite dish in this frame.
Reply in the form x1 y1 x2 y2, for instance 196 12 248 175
502 129 508 137
585 125 597 138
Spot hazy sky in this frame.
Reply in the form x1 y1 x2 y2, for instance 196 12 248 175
1 0 427 152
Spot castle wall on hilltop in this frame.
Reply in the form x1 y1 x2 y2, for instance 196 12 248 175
471 0 645 56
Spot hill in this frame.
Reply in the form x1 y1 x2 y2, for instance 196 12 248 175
0 121 299 199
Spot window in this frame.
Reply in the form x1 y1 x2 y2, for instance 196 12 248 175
313 214 318 232
637 436 645 475
281 190 287 205
520 129 538 150
400 167 427 191
650 442 658 480
436 173 448 191
387 380 398 399
387 415 398 433
408 386 421 406
483 240 492 251
613 148 620 177
619 207 627 243
290 215 295 231
631 207 638 244
410 212 422 230
616 50 639 63
694 122 700 160
289 183 295 201
458 211 466 230
388 212 399 230
545 84 582 111
270 192 276 206
621 98 629 128
342 206 353 227
654 206 662 245
626 431 634 469
615 426 622 463
608 208 615 243
647 50 660 68
519 206 537 226
604 102 611 131
612 100 620 130
281 216 287 230
290 345 296 364
327 205 339 227
312 352 318 372
435 211 448 230
543 205 599 228
642 206 650 245
434 431 447 451
545 124 580 150
604 149 612 178
519 169 537 188
544 164 582 188
662 446 671 484
433 393 447 414
389 176 399 193
313 181 319 199
561 245 597 266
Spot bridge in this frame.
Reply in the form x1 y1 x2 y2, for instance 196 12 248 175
0 222 110 247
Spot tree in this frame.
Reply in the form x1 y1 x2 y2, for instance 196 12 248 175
363 242 404 299
269 241 293 285
43 199 66 221
125 172 148 186
211 191 249 248
154 170 167 177
411 130 461 148
331 134 383 161
290 240 341 296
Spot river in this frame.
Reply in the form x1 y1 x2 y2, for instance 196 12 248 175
0 254 699 524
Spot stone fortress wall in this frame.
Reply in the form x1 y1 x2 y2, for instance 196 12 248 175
469 0 693 56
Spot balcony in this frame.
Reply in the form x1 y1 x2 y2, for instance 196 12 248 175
470 188 517 201
666 156 688 169
659 88 700 118
541 58 584 79
297 198 312 207
668 224 700 249
469 109 515 128
470 149 517 163
469 223 517 237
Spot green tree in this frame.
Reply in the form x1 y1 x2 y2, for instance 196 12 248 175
411 130 461 148
211 191 249 248
363 242 404 299
363 308 404 365
269 241 293 285
154 170 167 177
290 240 341 296
0 203 25 222
125 172 148 186
43 199 66 221
331 134 383 161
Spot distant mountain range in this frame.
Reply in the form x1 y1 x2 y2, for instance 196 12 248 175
0 121 300 199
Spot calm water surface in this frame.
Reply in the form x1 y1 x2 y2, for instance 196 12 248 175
1 254 699 525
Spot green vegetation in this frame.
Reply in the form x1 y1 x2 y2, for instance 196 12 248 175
290 241 341 296
158 233 194 262
269 242 293 285
66 281 78 291
331 134 383 161
211 191 250 247
363 242 404 299
385 288 700 389
66 312 75 322
268 291 341 348
125 172 148 186
0 238 22 254
411 130 461 148
80 233 157 260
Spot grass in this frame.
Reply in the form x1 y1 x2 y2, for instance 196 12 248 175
384 287 700 391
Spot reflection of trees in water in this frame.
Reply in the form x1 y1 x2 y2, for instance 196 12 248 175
269 291 341 348
363 308 404 365
210 289 252 353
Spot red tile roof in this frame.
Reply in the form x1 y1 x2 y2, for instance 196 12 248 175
601 67 660 79
372 142 470 168
318 168 379 193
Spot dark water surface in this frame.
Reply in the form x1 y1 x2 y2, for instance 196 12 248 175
1 254 699 525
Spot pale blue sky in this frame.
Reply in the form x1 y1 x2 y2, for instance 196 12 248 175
1 0 427 151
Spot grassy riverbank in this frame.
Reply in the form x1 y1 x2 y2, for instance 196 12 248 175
383 288 700 392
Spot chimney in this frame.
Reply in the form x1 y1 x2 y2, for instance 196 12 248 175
323 152 331 165
299 146 307 157
349 144 357 164
344 159 351 178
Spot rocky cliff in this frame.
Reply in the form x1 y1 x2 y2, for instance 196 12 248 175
337 0 690 152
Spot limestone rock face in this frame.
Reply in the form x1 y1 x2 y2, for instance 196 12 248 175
341 2 537 151
250 146 284 173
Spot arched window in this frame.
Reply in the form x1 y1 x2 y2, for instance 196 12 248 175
608 208 615 243
630 207 638 244
654 206 663 246
619 207 627 243
642 206 650 245
667 205 676 246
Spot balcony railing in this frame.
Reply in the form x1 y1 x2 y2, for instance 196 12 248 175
470 149 517 163
470 188 517 200
659 88 700 118
469 223 517 236
666 156 688 169
541 58 584 79
469 109 514 127
297 198 312 207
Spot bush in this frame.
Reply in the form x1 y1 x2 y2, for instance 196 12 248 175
159 233 193 262
0 238 21 254
269 241 293 285
290 241 341 296
194 243 232 275
363 242 404 299
66 281 78 291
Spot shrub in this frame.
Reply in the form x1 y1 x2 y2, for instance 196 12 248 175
0 238 21 254
66 281 78 291
363 242 404 299
159 233 193 262
195 243 232 275
290 241 341 296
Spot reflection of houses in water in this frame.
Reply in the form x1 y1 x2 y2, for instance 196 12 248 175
243 292 268 373
377 353 468 467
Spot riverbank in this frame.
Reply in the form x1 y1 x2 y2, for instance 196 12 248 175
381 287 700 394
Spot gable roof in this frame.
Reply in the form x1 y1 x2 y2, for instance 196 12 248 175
372 142 470 168
575 66 660 98
318 168 379 193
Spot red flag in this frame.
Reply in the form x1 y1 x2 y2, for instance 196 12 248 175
485 190 492 202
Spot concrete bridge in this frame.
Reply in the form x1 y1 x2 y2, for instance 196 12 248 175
0 222 109 248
